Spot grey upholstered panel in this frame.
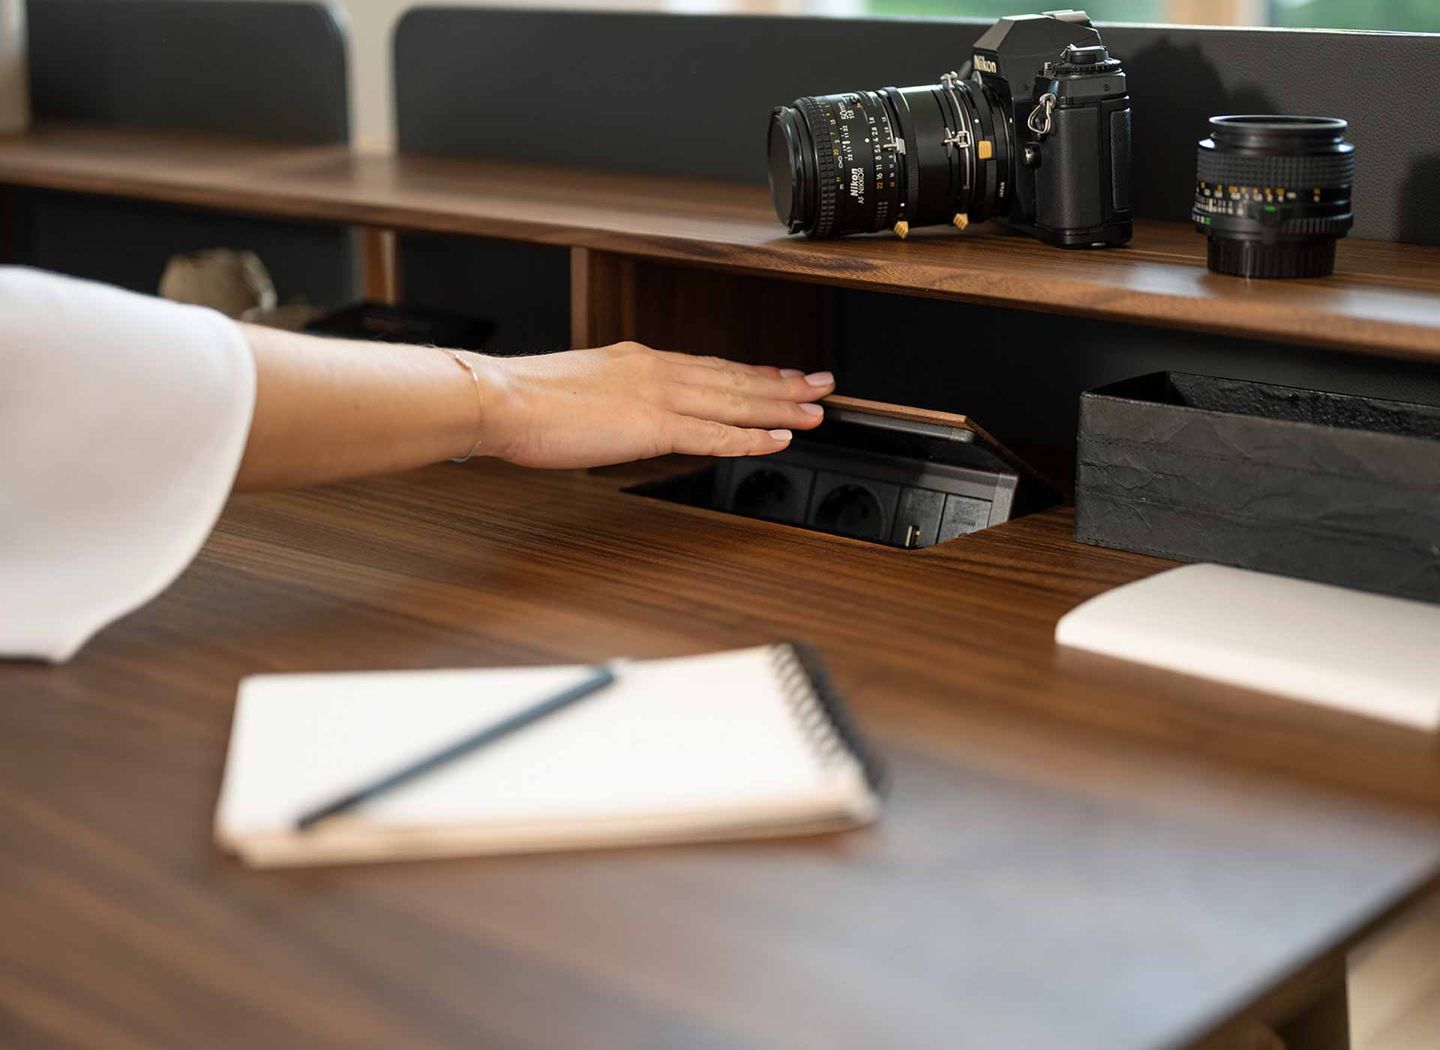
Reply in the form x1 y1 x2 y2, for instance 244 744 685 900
28 0 348 142
395 10 989 183
1098 24 1439 245
15 0 354 303
395 8 1439 244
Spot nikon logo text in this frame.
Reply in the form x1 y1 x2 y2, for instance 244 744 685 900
974 54 998 74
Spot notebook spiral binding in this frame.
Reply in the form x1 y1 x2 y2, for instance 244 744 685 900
769 643 886 794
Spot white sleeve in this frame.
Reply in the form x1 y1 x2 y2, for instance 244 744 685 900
0 267 256 662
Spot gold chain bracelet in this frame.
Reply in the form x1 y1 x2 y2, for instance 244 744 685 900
437 348 485 463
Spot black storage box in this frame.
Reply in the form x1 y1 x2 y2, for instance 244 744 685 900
1074 372 1440 602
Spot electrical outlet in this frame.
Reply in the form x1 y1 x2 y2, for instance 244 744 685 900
716 460 815 524
808 473 900 542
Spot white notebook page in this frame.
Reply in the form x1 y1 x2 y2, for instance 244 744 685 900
216 646 874 854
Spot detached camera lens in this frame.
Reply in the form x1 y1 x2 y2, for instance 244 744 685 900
1192 115 1355 278
768 78 1006 239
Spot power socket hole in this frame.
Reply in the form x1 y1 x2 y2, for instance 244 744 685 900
731 469 794 520
813 484 885 540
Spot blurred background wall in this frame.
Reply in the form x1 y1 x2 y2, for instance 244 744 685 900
274 0 1440 152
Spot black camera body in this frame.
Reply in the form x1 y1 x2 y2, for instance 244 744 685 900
766 10 1132 248
972 12 1131 246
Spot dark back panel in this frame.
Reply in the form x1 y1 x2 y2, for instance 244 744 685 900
398 234 571 354
395 8 1440 245
13 0 354 305
827 289 1440 467
8 189 358 308
28 0 348 141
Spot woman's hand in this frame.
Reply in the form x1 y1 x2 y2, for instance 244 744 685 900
472 342 835 469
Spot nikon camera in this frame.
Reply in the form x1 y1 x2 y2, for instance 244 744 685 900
767 10 1132 247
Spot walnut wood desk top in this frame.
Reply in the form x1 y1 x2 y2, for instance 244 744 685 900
4 125 1440 362
4 461 1439 1050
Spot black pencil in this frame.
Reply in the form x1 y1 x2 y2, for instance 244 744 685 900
295 664 617 831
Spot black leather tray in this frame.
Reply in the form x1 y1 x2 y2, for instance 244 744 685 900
1074 372 1440 602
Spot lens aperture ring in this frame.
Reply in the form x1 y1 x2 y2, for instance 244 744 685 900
884 88 922 218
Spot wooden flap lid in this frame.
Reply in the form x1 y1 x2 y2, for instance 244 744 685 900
819 394 1036 480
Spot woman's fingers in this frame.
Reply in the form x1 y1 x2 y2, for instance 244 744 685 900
645 348 834 400
664 383 825 429
651 350 832 389
667 359 835 402
651 350 777 373
666 415 793 457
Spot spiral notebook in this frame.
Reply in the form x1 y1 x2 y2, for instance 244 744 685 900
215 644 883 867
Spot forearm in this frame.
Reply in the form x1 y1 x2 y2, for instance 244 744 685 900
234 323 481 491
233 323 834 493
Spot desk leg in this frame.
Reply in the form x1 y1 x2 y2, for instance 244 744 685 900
1275 977 1349 1050
1193 956 1349 1050
359 226 400 304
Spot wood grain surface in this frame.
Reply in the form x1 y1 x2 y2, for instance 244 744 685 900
3 460 1439 1050
4 125 1440 361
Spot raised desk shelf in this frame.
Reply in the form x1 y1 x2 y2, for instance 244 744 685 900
3 125 1440 361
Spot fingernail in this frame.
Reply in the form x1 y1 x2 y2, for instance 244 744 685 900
804 371 835 387
798 402 824 417
768 429 793 441
779 368 805 378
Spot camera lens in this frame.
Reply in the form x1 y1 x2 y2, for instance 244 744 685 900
768 77 1007 239
1192 115 1355 278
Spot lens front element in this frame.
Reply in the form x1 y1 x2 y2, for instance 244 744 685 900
769 92 904 238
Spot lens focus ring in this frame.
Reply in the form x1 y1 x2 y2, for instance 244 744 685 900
1196 151 1354 188
798 96 840 239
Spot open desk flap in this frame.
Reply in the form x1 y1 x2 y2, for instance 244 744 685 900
818 395 1055 497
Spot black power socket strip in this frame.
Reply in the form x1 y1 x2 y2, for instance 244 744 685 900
628 401 1050 550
